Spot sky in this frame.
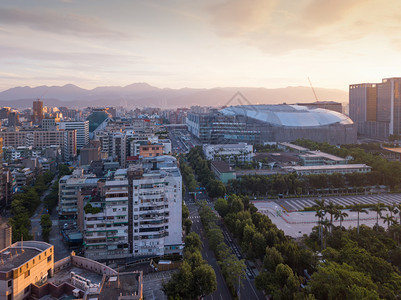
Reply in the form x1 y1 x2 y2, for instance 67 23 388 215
0 0 401 92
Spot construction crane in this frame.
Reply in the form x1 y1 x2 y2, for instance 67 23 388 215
308 77 319 102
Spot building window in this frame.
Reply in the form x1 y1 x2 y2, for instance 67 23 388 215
47 256 52 262
24 270 30 278
7 280 12 287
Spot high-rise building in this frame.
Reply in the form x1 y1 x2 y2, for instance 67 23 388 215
32 99 44 125
349 77 401 138
8 111 19 127
58 121 89 149
80 156 183 260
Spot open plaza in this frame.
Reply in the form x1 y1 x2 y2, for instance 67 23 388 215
252 193 401 238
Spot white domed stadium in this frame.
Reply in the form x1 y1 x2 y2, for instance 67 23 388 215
187 104 357 145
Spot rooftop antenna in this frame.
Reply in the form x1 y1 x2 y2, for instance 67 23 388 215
21 233 24 253
308 77 319 102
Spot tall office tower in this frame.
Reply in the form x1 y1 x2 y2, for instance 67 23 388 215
32 99 44 124
8 111 19 127
58 121 89 149
350 77 401 138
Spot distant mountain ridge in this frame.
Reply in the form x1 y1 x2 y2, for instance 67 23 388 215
0 83 348 109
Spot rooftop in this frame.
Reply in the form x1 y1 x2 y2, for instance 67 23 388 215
220 105 353 127
303 151 346 162
49 265 103 287
210 160 233 173
99 272 141 300
0 247 40 272
283 164 371 171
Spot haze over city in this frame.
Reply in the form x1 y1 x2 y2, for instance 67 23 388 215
2 1 401 300
1 0 401 92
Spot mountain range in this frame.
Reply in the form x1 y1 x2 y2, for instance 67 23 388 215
0 83 348 109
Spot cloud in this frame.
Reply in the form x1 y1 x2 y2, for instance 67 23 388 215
210 0 279 36
207 0 401 55
0 7 130 39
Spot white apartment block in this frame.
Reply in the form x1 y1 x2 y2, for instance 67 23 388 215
58 169 98 218
58 121 89 149
82 156 183 260
203 143 254 163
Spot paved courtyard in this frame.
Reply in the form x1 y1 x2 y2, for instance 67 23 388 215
142 270 175 300
253 199 399 238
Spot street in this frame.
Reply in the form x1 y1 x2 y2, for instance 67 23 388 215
30 175 70 261
187 201 232 300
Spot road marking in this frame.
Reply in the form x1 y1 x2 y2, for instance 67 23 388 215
247 276 260 299
220 293 223 300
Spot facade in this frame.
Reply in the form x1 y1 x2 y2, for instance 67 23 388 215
203 143 253 162
299 151 348 166
0 130 77 161
0 241 54 300
139 143 164 158
282 164 371 176
32 99 43 125
187 105 356 145
80 142 101 166
58 121 89 149
350 77 401 138
81 156 183 260
0 221 11 251
58 169 99 218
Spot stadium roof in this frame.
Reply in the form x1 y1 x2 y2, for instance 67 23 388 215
219 105 353 127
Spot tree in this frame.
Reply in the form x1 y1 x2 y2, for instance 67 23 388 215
257 263 300 299
40 214 52 242
369 203 386 231
334 210 348 229
326 201 338 233
214 198 229 218
208 179 226 199
192 264 217 298
309 261 379 300
219 252 246 295
207 228 224 253
382 213 397 230
263 246 284 272
183 218 192 235
350 203 368 234
184 232 202 252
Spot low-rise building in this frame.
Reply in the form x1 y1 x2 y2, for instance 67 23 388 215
282 164 371 176
203 143 254 163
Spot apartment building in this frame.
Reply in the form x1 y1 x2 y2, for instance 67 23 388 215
0 130 76 161
58 169 99 218
58 121 89 149
0 241 54 300
80 156 183 260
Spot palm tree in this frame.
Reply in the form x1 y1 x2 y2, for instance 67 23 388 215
382 213 396 230
326 201 338 233
350 202 368 234
319 218 331 249
397 203 401 223
334 210 349 229
388 203 399 219
313 199 326 244
370 202 386 231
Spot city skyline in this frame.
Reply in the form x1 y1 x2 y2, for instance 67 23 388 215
1 0 401 92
